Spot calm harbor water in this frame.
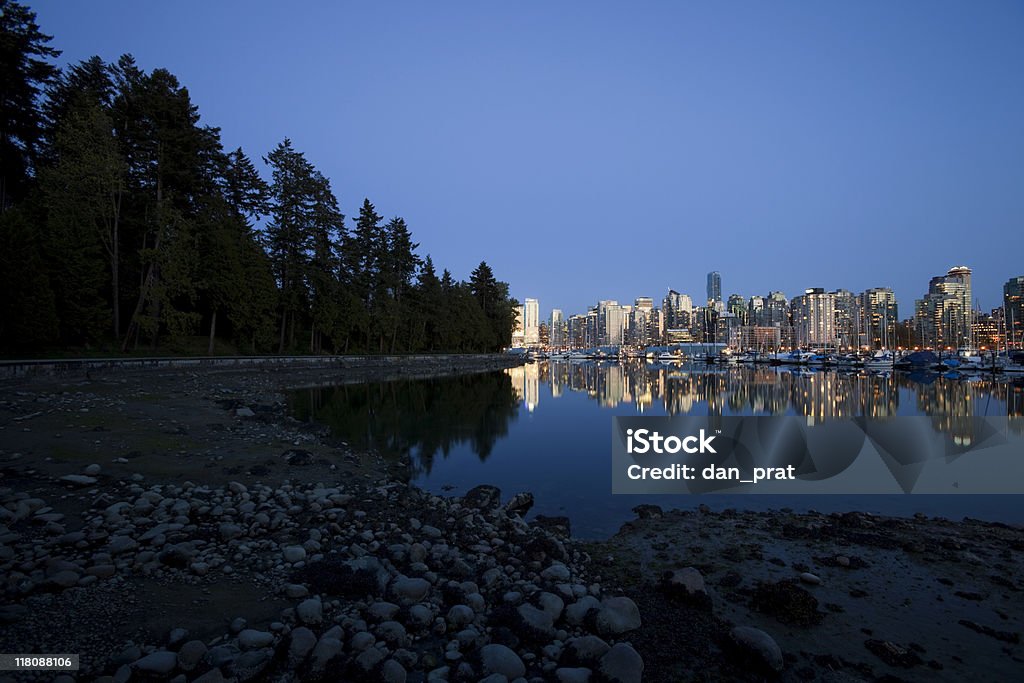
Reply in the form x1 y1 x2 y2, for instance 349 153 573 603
290 361 1024 538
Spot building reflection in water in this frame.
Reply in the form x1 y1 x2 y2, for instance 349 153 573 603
511 360 1020 442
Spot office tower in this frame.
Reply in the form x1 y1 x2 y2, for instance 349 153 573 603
727 294 747 324
1006 276 1024 348
524 298 540 346
791 288 836 347
858 288 898 349
551 309 565 348
914 266 973 349
707 271 722 305
832 289 857 348
662 289 693 331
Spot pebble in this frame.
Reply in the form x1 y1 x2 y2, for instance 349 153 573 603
297 597 323 625
598 643 644 683
480 643 526 679
595 596 641 635
800 572 822 585
731 625 785 672
133 651 178 675
238 629 274 649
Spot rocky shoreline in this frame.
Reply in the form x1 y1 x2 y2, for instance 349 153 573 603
1 358 1022 682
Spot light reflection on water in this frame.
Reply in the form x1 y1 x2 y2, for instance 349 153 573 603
290 361 1024 538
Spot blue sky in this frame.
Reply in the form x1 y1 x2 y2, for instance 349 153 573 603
30 1 1024 318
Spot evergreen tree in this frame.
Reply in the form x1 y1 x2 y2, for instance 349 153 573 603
0 0 59 210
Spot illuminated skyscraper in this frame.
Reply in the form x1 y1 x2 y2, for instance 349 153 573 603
1005 276 1024 348
524 298 540 346
707 271 722 305
915 266 972 349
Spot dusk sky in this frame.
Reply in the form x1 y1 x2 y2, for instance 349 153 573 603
31 1 1024 318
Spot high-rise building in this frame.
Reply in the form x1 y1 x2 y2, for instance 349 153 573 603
662 289 693 330
1005 276 1024 348
858 288 898 349
914 266 972 349
832 289 857 348
630 298 654 346
791 288 836 348
707 271 722 305
551 309 565 349
523 298 540 346
727 294 747 324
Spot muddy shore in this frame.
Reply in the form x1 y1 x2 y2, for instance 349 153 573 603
1 358 1021 682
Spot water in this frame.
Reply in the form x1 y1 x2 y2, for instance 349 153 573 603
289 361 1024 538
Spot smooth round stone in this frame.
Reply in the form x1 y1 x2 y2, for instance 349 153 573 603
133 651 178 675
595 597 641 635
730 626 784 672
598 643 644 683
480 643 525 679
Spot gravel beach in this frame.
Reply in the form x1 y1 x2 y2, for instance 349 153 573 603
1 358 1021 682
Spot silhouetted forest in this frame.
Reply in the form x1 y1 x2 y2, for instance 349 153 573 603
0 1 517 355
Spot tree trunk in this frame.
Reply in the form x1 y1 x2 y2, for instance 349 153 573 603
278 309 287 354
208 308 218 355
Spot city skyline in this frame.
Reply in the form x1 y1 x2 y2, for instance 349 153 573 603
32 1 1024 319
515 267 1023 351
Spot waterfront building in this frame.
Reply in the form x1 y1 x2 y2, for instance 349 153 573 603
832 289 857 349
662 289 693 331
523 298 540 346
1006 276 1024 348
727 294 748 324
914 266 973 349
707 271 722 305
791 288 836 348
731 326 782 351
551 309 565 349
858 288 898 349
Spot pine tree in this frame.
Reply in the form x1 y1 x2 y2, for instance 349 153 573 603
0 0 59 210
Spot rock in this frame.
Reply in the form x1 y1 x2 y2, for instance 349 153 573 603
538 591 565 622
192 669 226 683
234 407 255 418
309 637 343 672
84 463 102 476
50 570 80 588
556 667 593 683
598 643 644 683
632 504 663 519
595 596 641 635
176 641 207 672
285 583 309 599
665 567 705 595
381 658 408 683
232 648 272 681
504 491 534 516
463 484 502 511
237 629 274 649
288 627 316 665
356 646 385 671
134 651 178 675
751 579 821 625
517 603 555 638
565 635 611 666
541 563 572 582
730 626 785 672
800 572 822 585
350 631 376 652
447 604 475 627
297 598 323 625
282 545 307 563
377 620 408 646
60 474 97 486
219 523 243 541
391 575 431 605
480 643 526 679
369 601 401 621
565 595 600 626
